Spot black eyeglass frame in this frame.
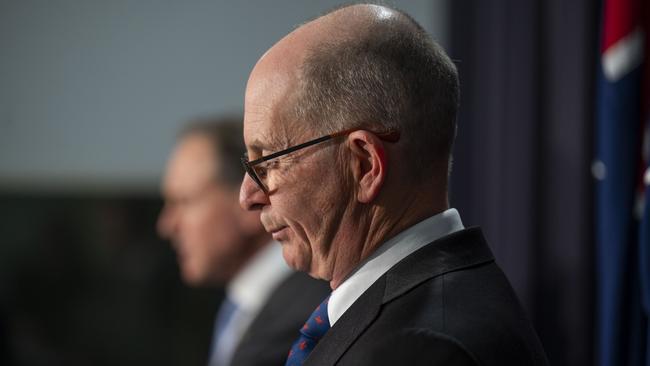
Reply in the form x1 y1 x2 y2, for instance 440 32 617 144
241 127 400 193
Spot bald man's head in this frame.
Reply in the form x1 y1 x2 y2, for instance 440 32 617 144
240 3 458 284
250 4 458 185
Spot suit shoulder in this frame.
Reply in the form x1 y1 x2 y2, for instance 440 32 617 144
273 271 331 308
250 271 329 329
231 272 329 366
380 263 549 366
364 328 480 366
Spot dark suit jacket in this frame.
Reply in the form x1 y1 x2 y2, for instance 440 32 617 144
228 271 330 366
305 228 549 366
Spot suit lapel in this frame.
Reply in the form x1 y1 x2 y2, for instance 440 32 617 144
304 228 494 366
384 227 494 303
304 276 386 366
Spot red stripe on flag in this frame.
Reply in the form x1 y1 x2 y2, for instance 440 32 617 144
602 0 640 52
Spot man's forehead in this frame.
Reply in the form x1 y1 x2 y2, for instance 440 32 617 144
244 76 300 153
243 116 292 154
164 135 217 189
244 17 318 154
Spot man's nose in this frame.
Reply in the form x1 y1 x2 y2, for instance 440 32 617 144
240 174 269 211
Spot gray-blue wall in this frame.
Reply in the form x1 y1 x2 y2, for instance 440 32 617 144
0 0 449 193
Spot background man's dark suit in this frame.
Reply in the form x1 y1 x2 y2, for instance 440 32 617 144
229 271 330 366
306 228 549 366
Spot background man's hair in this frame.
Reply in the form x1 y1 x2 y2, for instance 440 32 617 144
290 4 459 182
179 116 245 188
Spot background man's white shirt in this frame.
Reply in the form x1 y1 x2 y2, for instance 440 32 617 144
209 242 291 366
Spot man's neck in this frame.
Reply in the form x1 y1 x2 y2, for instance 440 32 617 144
328 194 448 289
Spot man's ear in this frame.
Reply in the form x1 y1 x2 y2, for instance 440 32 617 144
347 130 388 203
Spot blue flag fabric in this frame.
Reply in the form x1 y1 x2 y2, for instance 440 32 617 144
641 157 650 366
595 0 648 365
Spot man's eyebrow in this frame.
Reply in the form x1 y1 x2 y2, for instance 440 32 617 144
248 139 269 152
248 134 286 154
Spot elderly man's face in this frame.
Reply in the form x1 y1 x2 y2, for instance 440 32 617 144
240 72 349 280
158 134 252 286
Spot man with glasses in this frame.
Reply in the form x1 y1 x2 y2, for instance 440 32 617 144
158 117 329 366
239 4 549 366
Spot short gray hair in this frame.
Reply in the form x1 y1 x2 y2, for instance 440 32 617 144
289 6 459 182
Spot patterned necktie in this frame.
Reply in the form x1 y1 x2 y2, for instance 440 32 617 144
285 296 331 366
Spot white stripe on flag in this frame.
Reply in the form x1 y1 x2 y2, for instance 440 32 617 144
602 27 645 82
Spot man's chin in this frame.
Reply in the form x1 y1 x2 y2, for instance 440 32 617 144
280 244 311 273
181 270 205 287
181 266 217 287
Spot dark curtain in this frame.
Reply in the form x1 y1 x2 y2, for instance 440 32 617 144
0 195 220 366
448 1 597 365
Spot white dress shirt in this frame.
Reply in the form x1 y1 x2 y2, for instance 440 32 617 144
328 208 464 326
209 241 291 366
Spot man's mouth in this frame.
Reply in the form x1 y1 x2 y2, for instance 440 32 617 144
268 225 289 241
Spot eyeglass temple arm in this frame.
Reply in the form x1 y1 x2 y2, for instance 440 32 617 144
247 128 400 165
331 128 400 142
248 135 334 165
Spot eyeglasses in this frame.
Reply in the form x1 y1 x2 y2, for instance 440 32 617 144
241 127 400 193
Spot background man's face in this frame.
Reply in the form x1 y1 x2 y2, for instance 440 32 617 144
158 134 248 286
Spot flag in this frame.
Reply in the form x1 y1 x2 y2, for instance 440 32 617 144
594 0 647 365
638 1 650 364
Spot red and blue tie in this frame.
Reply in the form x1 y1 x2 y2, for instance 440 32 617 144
285 296 331 365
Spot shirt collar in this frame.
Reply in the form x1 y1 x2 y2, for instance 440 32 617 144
227 241 292 314
328 208 464 325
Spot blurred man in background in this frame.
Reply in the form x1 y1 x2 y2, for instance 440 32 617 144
157 117 329 366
